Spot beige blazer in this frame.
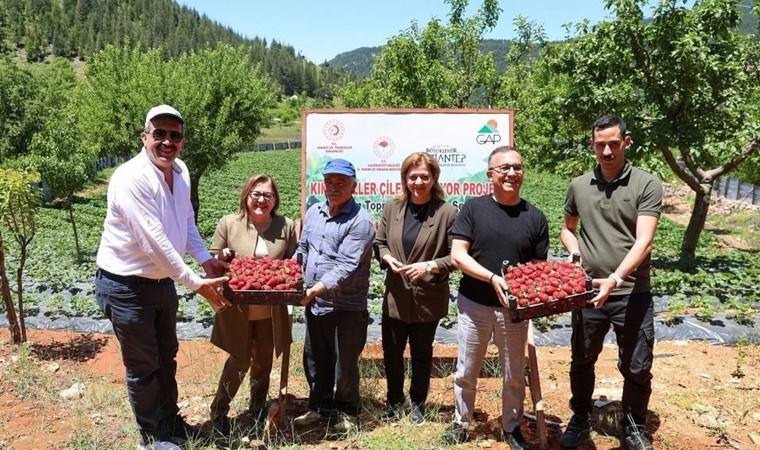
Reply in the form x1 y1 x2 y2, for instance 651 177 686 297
375 199 458 323
209 214 298 359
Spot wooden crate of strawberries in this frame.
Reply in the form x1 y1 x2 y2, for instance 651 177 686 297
502 260 593 323
222 255 305 305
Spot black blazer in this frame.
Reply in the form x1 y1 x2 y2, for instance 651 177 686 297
375 198 458 323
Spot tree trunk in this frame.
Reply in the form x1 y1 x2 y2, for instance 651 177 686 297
190 175 201 225
16 244 28 343
680 183 713 260
0 231 21 344
67 198 81 259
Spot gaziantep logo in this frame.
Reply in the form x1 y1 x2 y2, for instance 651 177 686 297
475 119 502 145
322 119 345 142
373 136 395 159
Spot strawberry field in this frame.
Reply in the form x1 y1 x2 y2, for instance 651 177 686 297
0 148 758 339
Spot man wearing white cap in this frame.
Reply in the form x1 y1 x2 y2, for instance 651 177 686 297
95 104 231 450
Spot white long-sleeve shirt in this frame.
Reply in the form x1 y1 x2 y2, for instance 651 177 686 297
96 148 211 290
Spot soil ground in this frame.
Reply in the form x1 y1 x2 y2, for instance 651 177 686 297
1 328 759 450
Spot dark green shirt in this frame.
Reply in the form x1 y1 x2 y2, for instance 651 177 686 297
564 162 662 294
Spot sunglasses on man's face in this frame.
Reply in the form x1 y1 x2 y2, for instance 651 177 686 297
149 128 184 143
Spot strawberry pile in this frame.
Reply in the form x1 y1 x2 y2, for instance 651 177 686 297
227 256 303 291
505 260 588 307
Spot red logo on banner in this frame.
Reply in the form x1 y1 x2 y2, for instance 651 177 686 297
373 136 395 160
323 120 345 142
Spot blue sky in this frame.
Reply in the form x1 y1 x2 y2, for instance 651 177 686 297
176 0 663 63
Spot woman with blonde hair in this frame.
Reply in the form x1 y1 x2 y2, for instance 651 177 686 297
375 152 458 424
208 174 298 434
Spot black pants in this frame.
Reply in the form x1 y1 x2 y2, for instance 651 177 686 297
569 291 655 426
95 269 179 438
304 308 369 417
381 314 439 407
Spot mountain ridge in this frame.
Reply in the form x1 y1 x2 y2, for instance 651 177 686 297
327 0 757 77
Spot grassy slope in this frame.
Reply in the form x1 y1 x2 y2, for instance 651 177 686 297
254 123 302 144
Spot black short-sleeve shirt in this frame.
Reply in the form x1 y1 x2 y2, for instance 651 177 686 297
452 195 549 307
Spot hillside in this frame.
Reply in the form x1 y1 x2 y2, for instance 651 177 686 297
326 40 520 78
328 0 757 77
328 46 383 77
0 0 356 97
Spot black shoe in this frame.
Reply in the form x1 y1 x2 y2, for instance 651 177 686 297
164 414 208 443
380 401 406 422
621 424 653 450
442 423 467 445
503 426 530 450
211 415 232 435
249 407 268 431
380 407 401 422
328 413 359 436
410 403 425 425
559 414 591 448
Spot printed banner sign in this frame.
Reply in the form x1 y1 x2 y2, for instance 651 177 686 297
301 109 514 218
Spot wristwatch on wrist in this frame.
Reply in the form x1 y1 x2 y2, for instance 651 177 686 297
425 261 433 274
608 273 624 288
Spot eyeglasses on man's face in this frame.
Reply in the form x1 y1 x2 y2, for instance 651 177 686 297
488 164 523 174
149 128 184 143
248 191 275 200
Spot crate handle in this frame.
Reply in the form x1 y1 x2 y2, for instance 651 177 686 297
501 259 511 277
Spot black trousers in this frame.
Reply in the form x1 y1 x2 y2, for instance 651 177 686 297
381 314 439 407
304 308 368 417
95 270 179 438
569 291 655 426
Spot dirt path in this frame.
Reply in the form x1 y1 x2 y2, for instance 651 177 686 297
1 329 759 449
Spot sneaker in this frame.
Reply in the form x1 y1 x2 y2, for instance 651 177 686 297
380 403 406 422
380 407 401 422
559 414 591 448
211 415 232 435
442 423 467 445
503 426 530 450
293 409 324 427
164 414 208 443
329 413 358 435
410 403 426 425
137 436 181 450
621 424 653 450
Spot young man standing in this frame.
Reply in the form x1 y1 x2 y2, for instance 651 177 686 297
559 115 662 450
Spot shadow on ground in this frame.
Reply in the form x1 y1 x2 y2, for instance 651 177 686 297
30 333 109 362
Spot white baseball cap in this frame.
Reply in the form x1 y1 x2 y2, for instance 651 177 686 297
144 104 184 129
